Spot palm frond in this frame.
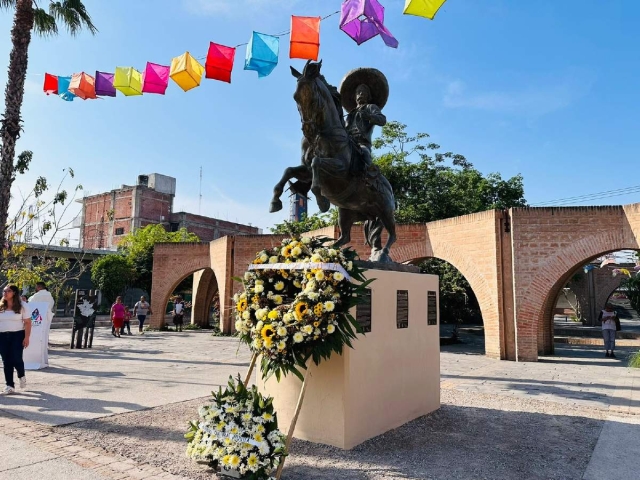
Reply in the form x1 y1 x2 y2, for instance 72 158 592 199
48 0 97 36
0 0 16 11
33 7 58 36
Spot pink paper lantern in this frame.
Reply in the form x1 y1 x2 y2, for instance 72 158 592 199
142 62 170 95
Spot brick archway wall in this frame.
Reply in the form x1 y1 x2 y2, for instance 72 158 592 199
191 268 218 326
150 243 211 328
510 205 640 361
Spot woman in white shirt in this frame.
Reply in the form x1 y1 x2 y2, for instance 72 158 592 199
0 285 31 395
599 303 618 358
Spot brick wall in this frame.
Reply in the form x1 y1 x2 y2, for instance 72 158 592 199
149 202 640 361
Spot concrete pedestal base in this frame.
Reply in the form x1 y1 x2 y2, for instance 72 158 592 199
258 268 440 450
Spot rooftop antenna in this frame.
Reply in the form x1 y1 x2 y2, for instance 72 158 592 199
198 166 203 215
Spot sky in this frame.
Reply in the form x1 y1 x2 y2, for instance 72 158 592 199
2 0 640 244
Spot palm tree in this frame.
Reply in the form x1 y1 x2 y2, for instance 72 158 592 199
0 0 97 247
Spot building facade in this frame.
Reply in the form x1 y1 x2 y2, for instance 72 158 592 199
79 173 259 249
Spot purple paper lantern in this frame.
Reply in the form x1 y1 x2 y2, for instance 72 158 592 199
95 71 116 97
340 0 398 48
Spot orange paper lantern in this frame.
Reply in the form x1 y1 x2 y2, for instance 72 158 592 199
68 72 97 100
290 16 321 61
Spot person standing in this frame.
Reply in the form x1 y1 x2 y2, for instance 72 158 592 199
28 281 55 314
598 303 618 358
173 296 185 332
133 296 152 334
121 306 132 336
111 297 125 338
0 285 31 395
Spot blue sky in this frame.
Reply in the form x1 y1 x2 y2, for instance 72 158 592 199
2 0 639 242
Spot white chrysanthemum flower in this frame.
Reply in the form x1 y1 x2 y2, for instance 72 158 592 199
253 338 263 349
333 272 344 282
307 292 319 301
315 271 325 281
244 271 254 281
276 326 287 336
302 325 313 335
324 301 335 312
292 246 302 256
269 256 278 264
254 284 264 294
235 320 243 332
314 328 321 336
283 312 294 323
293 332 304 343
327 324 336 334
256 309 268 321
347 261 353 271
259 442 270 455
273 294 283 305
277 340 286 351
274 281 285 291
310 253 322 263
293 279 302 288
328 248 337 256
302 236 311 244
259 254 269 263
242 310 251 320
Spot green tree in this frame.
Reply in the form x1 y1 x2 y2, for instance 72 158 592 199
118 224 200 295
373 121 527 324
270 211 337 235
0 0 97 247
91 255 134 304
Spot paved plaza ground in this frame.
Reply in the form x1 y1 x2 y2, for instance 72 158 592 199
0 328 638 479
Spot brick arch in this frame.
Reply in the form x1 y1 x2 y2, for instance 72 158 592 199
520 230 639 360
396 241 494 325
150 243 211 328
191 268 219 326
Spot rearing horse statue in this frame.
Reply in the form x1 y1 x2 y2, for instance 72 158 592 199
269 61 397 263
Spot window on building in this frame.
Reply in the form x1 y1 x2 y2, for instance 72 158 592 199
115 227 125 235
170 222 179 232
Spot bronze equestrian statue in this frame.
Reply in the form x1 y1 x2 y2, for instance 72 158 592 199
269 61 396 263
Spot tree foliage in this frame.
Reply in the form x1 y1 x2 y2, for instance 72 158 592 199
372 122 527 324
117 224 200 295
91 254 134 304
270 210 337 235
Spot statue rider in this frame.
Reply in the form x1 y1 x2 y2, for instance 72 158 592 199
339 68 389 176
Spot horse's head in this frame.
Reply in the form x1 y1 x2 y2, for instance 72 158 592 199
291 60 342 137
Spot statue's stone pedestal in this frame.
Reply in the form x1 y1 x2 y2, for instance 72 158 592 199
258 267 440 450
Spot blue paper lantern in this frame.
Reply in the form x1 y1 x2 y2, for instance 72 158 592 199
57 76 76 101
244 31 279 78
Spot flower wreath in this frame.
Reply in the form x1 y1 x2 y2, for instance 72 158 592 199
186 376 286 479
234 236 371 381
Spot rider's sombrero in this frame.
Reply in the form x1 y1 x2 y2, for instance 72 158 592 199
339 67 389 113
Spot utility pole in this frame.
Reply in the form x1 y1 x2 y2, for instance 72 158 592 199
199 166 203 215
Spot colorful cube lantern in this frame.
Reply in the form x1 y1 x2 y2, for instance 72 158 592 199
340 0 398 48
95 71 116 97
170 52 205 92
43 73 58 95
244 32 279 78
205 42 236 83
290 16 321 61
113 67 143 96
403 0 447 20
56 76 76 102
142 62 170 94
68 72 97 100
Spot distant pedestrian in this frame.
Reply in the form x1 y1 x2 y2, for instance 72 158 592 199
20 295 28 303
173 296 185 332
111 296 125 338
121 306 132 336
133 296 152 334
598 303 618 358
0 285 31 395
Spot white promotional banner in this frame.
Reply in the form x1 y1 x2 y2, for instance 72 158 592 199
23 301 54 370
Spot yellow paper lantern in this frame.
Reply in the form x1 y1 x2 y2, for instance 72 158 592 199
170 52 205 92
113 67 142 96
403 0 447 20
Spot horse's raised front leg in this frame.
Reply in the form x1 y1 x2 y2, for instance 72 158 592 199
270 165 310 213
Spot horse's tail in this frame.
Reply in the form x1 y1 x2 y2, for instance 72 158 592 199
364 218 383 248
